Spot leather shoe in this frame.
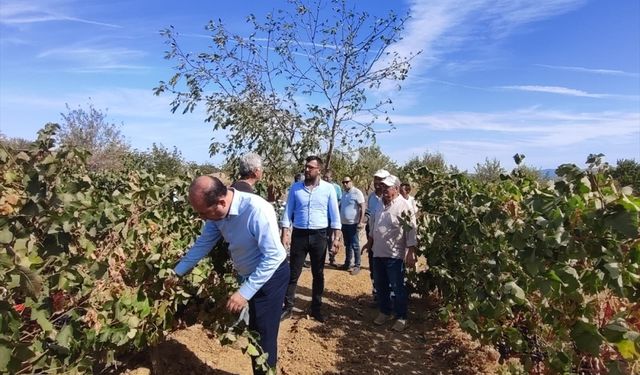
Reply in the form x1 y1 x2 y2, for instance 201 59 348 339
310 311 326 323
280 308 292 321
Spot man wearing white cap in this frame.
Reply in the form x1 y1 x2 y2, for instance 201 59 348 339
362 174 417 332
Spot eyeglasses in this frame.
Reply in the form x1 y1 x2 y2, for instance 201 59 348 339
342 181 350 184
304 164 319 170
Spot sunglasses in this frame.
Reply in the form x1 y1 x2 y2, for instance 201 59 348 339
342 180 351 184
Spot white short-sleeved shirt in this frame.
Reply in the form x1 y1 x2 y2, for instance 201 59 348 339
340 187 365 224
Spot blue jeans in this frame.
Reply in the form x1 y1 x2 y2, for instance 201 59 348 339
372 257 407 319
342 223 361 268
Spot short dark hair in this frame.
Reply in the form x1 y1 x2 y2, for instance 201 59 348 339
305 155 324 167
190 175 227 206
400 182 411 188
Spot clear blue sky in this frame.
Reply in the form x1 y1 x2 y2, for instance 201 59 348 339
1 0 638 171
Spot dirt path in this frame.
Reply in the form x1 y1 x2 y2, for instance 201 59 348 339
134 252 499 375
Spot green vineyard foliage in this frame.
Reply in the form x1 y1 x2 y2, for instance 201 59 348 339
409 154 639 373
0 124 266 373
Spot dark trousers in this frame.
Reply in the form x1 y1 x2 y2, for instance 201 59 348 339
249 260 290 373
285 228 327 313
365 223 375 294
372 257 408 319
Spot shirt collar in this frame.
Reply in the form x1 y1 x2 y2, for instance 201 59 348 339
228 189 242 217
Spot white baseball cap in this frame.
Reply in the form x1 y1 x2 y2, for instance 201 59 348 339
374 169 390 178
381 175 398 187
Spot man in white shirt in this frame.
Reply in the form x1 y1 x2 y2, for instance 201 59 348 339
399 182 418 214
362 175 417 332
338 176 366 275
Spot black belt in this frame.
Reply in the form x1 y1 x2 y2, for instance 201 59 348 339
292 228 327 234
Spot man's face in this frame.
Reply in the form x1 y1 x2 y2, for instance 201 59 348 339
322 171 332 183
304 160 321 181
374 176 384 193
400 185 410 196
381 184 397 204
190 193 227 221
342 178 352 191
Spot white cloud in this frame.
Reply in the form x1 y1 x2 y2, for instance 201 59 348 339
536 64 640 78
37 46 147 72
388 108 640 147
0 1 121 28
499 85 640 100
385 0 585 74
499 85 607 98
371 0 586 97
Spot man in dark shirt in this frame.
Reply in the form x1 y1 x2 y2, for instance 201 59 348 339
231 152 263 193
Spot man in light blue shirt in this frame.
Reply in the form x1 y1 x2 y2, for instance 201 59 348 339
173 175 289 373
280 156 341 322
339 176 366 275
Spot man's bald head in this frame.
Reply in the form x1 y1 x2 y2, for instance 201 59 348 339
189 176 229 219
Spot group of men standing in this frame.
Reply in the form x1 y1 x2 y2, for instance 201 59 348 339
169 153 418 373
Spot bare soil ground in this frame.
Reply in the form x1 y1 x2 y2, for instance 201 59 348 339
126 251 499 375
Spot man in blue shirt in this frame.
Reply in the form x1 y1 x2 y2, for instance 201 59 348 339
172 175 289 373
280 156 341 322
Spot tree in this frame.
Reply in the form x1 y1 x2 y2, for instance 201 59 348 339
399 152 450 184
0 133 31 151
473 157 506 183
58 103 130 172
611 158 640 194
349 145 398 194
127 143 189 178
155 0 419 175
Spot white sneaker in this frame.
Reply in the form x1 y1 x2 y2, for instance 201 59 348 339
392 319 407 332
373 313 393 325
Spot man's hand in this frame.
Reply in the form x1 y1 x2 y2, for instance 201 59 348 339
361 238 372 255
281 228 291 249
162 273 180 296
357 222 365 230
226 291 248 313
360 243 369 255
330 229 342 255
405 246 417 270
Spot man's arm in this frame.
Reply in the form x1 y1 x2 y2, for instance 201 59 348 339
239 206 287 301
361 234 374 255
174 221 221 276
356 189 366 228
402 201 418 269
327 186 341 230
280 183 296 247
327 185 342 252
